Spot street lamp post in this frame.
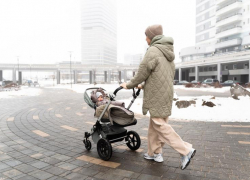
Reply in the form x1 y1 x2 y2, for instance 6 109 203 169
69 51 72 88
17 56 19 85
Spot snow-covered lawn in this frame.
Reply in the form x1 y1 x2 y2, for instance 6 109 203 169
57 83 249 122
174 85 231 93
0 87 42 99
120 96 250 122
45 83 122 94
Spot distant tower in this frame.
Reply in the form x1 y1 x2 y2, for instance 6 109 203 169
81 0 117 65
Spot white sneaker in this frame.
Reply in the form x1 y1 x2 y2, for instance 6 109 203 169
153 153 163 163
181 148 196 170
144 153 154 160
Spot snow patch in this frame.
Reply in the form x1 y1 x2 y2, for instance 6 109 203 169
0 87 42 99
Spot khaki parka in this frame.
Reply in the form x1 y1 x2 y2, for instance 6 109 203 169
126 35 175 118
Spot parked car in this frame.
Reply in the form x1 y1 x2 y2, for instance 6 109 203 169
33 81 40 87
176 80 189 85
173 80 179 85
0 81 5 87
23 80 33 86
221 80 244 87
191 80 201 85
202 79 219 86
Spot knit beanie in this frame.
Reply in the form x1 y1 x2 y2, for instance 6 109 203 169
96 92 103 98
145 24 163 40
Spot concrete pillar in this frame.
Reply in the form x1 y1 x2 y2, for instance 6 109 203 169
0 70 2 81
93 70 96 84
195 66 198 81
123 70 127 82
18 71 22 85
118 71 121 83
107 70 111 83
104 71 107 83
217 63 221 82
89 70 95 84
89 71 92 84
248 60 250 83
74 70 77 84
13 68 16 83
57 70 60 84
178 68 181 81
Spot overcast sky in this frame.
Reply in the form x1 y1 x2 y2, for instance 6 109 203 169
0 0 196 65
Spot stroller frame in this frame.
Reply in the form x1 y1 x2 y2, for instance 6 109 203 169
83 87 141 160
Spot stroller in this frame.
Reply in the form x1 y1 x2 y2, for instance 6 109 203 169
83 86 141 161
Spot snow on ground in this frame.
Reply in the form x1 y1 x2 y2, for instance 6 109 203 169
45 83 250 122
120 95 250 122
1 83 250 122
174 85 231 93
45 83 122 94
0 86 42 99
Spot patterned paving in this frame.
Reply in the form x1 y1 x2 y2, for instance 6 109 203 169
0 88 250 180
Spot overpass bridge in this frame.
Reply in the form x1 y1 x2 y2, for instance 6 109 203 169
0 63 140 85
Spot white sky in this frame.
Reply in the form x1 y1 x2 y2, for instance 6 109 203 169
0 0 196 64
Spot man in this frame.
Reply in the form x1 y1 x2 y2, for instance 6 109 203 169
120 24 196 170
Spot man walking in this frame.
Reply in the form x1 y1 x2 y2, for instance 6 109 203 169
120 24 196 170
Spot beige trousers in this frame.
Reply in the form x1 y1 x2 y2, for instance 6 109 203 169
147 117 192 156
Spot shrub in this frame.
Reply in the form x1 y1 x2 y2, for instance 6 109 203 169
185 83 194 88
214 82 222 88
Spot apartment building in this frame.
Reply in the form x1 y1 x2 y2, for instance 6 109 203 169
177 0 250 83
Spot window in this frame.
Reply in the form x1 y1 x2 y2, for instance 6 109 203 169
200 35 205 41
200 5 205 12
201 15 205 21
204 67 208 72
244 64 249 69
200 25 205 31
233 64 237 70
233 77 237 81
224 65 228 70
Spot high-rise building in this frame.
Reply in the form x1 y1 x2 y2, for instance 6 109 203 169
177 0 250 83
81 0 117 65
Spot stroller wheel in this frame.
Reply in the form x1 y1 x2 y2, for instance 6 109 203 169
97 138 112 161
83 139 92 151
126 131 141 151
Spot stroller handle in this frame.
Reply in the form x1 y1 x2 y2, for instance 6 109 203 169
113 86 123 96
113 86 141 97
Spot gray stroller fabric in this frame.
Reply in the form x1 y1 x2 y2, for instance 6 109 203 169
108 106 135 125
96 100 125 107
95 104 135 126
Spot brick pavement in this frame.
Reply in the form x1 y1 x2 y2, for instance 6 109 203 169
0 87 250 180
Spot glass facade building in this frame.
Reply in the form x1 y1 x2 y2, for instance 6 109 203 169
81 0 117 65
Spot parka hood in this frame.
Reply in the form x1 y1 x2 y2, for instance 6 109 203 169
150 35 175 62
